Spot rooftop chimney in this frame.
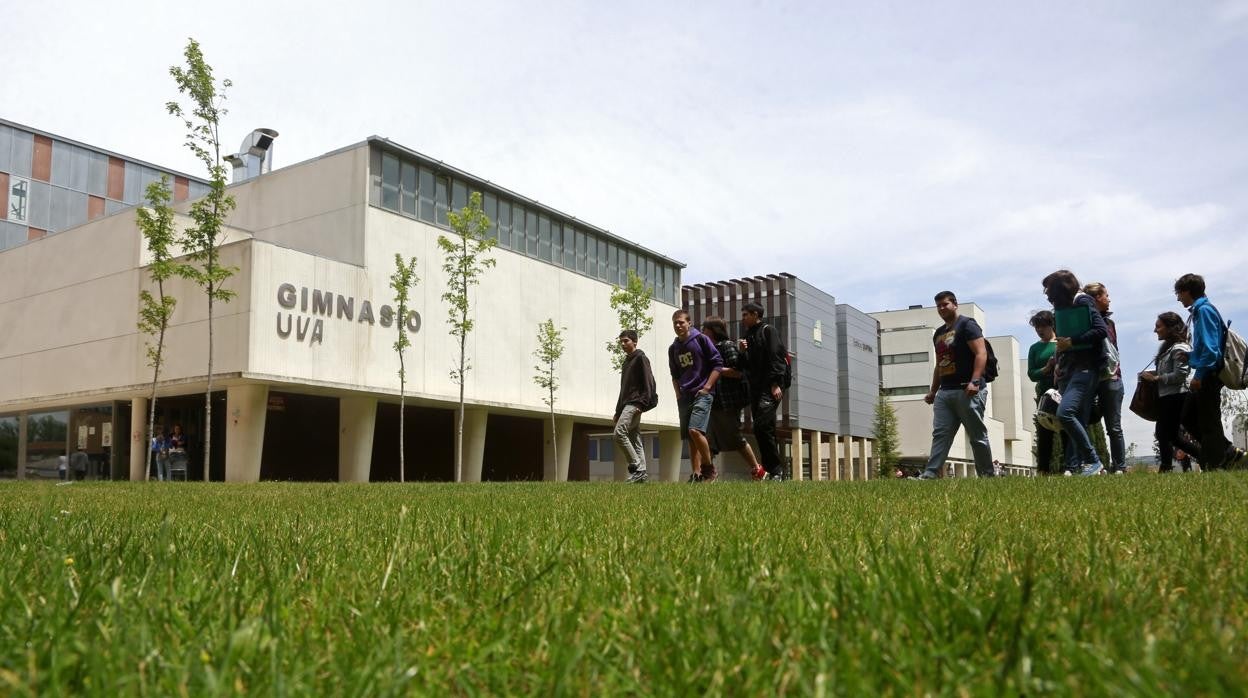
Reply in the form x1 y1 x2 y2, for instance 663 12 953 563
224 128 279 183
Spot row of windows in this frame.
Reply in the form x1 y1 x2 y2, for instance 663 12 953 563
588 435 665 463
373 149 679 304
882 385 929 396
880 352 928 365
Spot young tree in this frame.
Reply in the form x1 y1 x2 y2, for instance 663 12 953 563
390 254 420 483
533 319 566 471
606 269 655 371
872 393 901 477
167 38 237 481
439 192 497 482
136 178 180 481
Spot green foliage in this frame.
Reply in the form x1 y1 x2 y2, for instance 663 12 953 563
532 319 565 409
871 394 901 477
389 255 420 384
3 477 1248 694
606 269 655 371
438 192 497 386
135 177 180 373
1089 421 1111 470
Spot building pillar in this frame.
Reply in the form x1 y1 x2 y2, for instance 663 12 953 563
460 408 488 483
792 427 804 480
858 437 869 481
843 435 855 481
811 430 823 481
829 433 839 481
16 413 28 480
338 396 377 483
659 429 683 482
129 396 148 481
225 384 269 483
543 417 574 481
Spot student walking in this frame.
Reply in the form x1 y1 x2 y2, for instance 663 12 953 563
738 302 790 480
668 310 723 482
701 317 765 480
1174 273 1247 470
1083 283 1127 473
918 291 994 479
613 330 658 484
1139 312 1200 472
1044 270 1108 476
1027 310 1059 474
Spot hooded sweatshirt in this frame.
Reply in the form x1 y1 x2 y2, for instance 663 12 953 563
615 349 657 416
668 328 723 398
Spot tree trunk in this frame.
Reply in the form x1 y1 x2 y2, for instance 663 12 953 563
145 321 166 482
399 356 406 484
203 278 214 482
549 398 558 481
456 335 465 483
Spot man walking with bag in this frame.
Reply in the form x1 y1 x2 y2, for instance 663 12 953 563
739 302 790 480
1175 273 1247 470
614 330 658 483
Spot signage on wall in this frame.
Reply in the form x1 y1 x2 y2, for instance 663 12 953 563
275 283 421 345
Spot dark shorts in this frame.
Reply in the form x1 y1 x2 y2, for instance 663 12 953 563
708 407 747 453
679 393 713 436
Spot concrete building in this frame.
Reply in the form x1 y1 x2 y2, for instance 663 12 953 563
0 122 696 482
870 303 1036 476
680 274 880 480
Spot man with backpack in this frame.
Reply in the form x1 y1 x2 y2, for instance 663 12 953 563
917 291 995 479
614 330 658 484
668 310 724 482
1175 273 1247 470
739 302 791 480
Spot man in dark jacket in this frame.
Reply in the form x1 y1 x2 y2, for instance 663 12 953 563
614 330 658 483
738 302 789 480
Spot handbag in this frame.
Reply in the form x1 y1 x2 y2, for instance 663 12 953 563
1129 359 1159 422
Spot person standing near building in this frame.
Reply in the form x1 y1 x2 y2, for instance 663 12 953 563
1139 311 1199 473
1175 273 1247 470
1083 282 1127 474
1045 270 1108 476
701 317 765 480
1027 310 1059 474
738 302 790 480
917 291 994 479
150 428 169 482
613 330 657 484
668 310 723 482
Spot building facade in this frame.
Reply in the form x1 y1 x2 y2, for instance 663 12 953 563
0 127 695 482
681 274 880 480
870 303 1036 476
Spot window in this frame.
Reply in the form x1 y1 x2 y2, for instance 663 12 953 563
645 257 655 291
435 175 449 226
627 250 637 283
576 230 587 273
597 239 609 280
651 437 660 460
419 168 436 222
538 215 551 261
380 153 400 211
512 205 527 251
526 210 538 256
883 386 930 396
881 352 928 365
400 162 417 216
588 439 598 462
7 176 30 222
607 241 619 284
600 439 613 463
482 193 497 240
451 179 467 213
551 222 563 265
563 225 576 268
496 199 512 247
656 263 667 301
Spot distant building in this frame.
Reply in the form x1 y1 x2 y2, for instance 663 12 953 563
869 303 1036 476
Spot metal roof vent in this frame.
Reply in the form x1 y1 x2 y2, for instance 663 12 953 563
224 128 279 183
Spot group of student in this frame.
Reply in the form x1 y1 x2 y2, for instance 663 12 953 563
612 302 791 483
147 424 188 481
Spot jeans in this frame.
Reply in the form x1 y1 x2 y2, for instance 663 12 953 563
1096 378 1125 469
924 387 993 477
1057 368 1101 470
751 392 784 476
1183 373 1230 469
1156 393 1199 470
613 404 646 474
152 452 169 481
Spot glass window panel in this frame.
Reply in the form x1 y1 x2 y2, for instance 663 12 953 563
551 222 562 264
496 199 511 247
597 239 609 279
538 215 551 261
380 153 400 211
0 125 12 173
0 415 17 479
587 438 598 462
526 211 538 256
123 162 142 204
87 151 108 197
69 145 89 192
451 180 467 213
65 190 88 230
27 180 51 229
419 168 436 221
400 161 417 215
139 167 161 198
645 258 656 291
482 193 498 240
9 130 33 178
607 242 619 284
585 232 597 273
563 225 576 268
656 263 667 301
665 267 675 303
51 141 73 187
435 175 449 226
25 411 68 480
511 204 526 251
576 231 587 273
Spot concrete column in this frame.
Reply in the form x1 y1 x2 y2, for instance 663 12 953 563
338 396 377 483
460 408 488 483
129 396 148 481
792 427 803 481
858 437 869 481
659 429 683 482
811 430 823 481
829 433 839 481
16 413 28 480
843 435 855 481
542 417 574 481
224 384 268 483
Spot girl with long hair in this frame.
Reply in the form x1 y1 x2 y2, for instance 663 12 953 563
1139 311 1199 471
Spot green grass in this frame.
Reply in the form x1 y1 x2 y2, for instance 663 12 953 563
2 475 1247 696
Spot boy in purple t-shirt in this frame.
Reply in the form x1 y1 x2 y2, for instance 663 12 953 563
668 309 723 481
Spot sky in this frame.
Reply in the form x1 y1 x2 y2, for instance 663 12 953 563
4 0 1247 454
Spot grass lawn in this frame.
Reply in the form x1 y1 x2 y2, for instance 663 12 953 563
2 474 1247 695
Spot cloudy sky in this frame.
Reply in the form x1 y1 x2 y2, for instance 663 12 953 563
5 0 1247 452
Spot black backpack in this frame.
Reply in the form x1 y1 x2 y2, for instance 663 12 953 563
958 317 998 383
